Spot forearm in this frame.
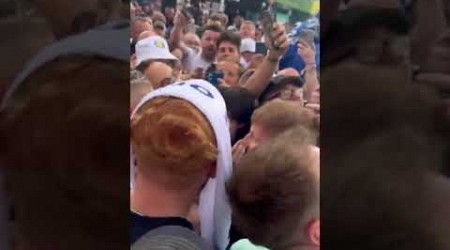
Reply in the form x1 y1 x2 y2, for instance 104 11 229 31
169 24 186 52
243 56 279 97
303 64 319 102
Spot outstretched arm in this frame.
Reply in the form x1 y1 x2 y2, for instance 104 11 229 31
243 23 289 97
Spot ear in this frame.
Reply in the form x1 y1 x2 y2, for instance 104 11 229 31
306 219 320 247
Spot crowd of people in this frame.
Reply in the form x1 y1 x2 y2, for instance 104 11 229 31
130 0 320 249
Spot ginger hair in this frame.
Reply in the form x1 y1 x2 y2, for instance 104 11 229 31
131 97 217 187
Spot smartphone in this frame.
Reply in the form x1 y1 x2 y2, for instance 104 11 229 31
205 71 224 86
255 42 268 55
259 11 279 50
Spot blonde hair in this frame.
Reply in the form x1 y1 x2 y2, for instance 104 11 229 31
252 100 318 139
131 97 217 187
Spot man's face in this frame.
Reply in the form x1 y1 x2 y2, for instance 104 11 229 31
217 61 240 87
142 61 175 89
165 7 175 21
217 42 240 62
154 26 166 37
240 23 256 39
244 123 270 151
132 20 153 41
201 30 221 60
241 52 254 64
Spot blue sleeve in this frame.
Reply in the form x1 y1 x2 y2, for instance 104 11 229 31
279 43 320 72
279 44 304 72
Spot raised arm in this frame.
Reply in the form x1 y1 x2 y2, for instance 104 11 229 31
242 23 289 97
297 40 319 102
169 11 189 54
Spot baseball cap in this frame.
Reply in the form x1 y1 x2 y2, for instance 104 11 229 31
259 75 304 103
241 38 256 53
135 36 178 66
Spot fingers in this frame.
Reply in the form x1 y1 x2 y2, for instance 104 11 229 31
272 23 288 49
297 39 311 49
305 103 320 113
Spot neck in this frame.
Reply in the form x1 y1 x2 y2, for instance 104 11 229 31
130 175 196 219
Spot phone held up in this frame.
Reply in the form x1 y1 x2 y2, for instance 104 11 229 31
260 11 280 50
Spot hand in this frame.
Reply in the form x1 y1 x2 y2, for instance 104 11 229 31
305 103 320 127
232 139 248 168
174 11 187 28
218 78 230 88
297 40 316 65
192 68 205 79
266 23 289 61
305 103 320 114
308 86 320 104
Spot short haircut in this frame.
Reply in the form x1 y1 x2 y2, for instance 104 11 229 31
210 12 229 27
241 20 256 29
217 31 241 50
131 97 217 188
227 126 319 249
251 100 318 140
203 24 224 35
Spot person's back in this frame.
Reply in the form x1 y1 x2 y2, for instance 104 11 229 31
130 80 233 249
130 96 217 244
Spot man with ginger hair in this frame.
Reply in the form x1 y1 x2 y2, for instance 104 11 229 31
130 80 233 249
130 96 217 248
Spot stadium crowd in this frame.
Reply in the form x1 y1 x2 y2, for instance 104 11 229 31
129 0 320 249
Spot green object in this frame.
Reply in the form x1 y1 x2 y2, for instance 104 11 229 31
277 0 319 15
230 239 270 250
276 11 289 23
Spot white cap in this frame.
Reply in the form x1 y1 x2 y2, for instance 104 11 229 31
241 38 256 53
135 36 178 66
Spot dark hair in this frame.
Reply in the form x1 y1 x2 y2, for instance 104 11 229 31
203 24 224 35
209 12 229 27
219 87 257 143
217 31 241 50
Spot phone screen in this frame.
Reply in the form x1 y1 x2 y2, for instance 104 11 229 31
205 71 224 86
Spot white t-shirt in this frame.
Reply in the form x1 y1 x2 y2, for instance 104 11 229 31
183 47 214 75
